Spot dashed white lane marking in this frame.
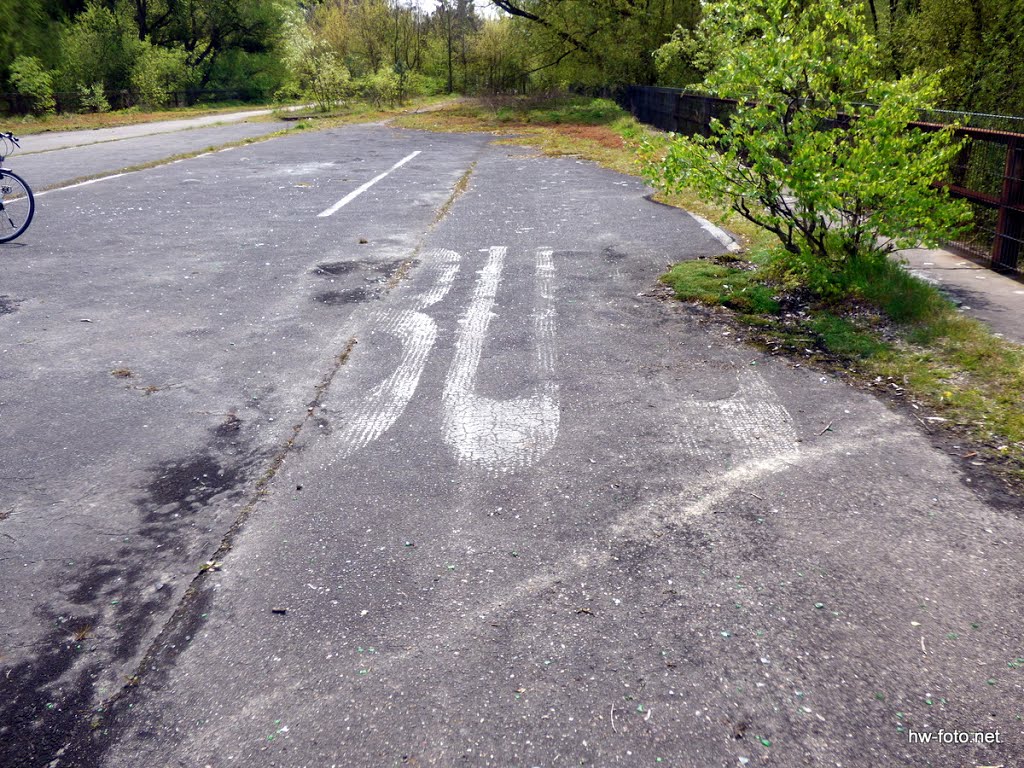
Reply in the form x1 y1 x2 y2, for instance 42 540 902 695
317 151 421 217
331 248 461 458
442 247 560 471
34 173 129 197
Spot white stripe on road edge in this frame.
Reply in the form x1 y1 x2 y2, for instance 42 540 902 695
442 247 560 472
317 151 421 218
34 173 128 198
689 212 742 252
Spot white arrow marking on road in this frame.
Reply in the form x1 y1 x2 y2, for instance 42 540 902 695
442 247 560 471
317 151 421 217
331 248 461 458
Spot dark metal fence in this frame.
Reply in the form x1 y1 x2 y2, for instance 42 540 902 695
622 86 1024 276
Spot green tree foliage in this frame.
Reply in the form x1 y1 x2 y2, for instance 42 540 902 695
359 65 401 105
471 19 529 92
77 81 111 111
863 0 1024 114
9 56 57 115
130 42 190 106
3 0 1021 115
58 2 140 92
490 0 699 86
649 0 972 294
281 11 354 110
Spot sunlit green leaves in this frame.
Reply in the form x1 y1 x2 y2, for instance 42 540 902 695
649 0 972 294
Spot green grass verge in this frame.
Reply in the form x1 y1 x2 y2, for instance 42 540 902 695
392 95 655 178
662 259 781 314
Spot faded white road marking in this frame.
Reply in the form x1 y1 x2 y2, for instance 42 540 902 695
34 173 129 197
678 371 797 459
371 422 900 672
688 211 742 252
331 249 460 458
442 247 559 471
317 151 421 217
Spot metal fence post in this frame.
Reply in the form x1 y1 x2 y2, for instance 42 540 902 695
993 136 1023 271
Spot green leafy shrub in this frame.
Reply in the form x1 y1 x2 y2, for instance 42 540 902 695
77 81 110 112
649 0 972 298
304 51 352 111
358 67 401 107
130 43 189 107
58 3 137 95
10 56 56 116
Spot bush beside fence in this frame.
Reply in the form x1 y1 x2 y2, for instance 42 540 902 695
622 86 1024 276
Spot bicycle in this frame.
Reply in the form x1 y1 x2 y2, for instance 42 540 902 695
0 132 34 243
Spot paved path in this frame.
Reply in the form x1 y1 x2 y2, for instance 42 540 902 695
900 247 1024 344
12 120 294 192
14 107 289 155
1 123 1021 768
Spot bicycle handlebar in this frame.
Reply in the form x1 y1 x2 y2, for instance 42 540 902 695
0 132 20 146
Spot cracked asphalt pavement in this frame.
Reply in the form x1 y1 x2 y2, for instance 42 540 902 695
1 119 1022 768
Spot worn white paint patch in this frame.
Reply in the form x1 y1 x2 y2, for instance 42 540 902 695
442 247 560 471
614 425 894 542
317 151 421 217
689 212 742 252
331 248 460 458
678 371 797 459
380 424 898 671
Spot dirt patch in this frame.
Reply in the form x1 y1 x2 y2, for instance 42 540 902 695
552 124 625 150
142 453 243 517
0 296 19 315
0 609 102 768
214 413 243 439
603 245 629 261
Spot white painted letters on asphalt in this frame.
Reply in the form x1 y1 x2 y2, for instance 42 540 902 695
332 248 461 459
442 247 560 471
331 246 560 472
317 151 421 217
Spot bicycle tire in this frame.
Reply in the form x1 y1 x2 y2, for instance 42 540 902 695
0 169 35 243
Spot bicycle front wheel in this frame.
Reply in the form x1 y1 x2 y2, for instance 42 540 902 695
0 170 35 243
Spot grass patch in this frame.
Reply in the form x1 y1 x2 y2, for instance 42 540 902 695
662 259 781 314
807 313 889 358
278 94 452 122
393 96 651 178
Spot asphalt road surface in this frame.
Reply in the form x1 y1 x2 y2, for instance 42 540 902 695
1 118 1022 768
17 107 291 155
13 118 296 191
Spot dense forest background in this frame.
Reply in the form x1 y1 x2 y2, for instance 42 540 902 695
1 0 1022 115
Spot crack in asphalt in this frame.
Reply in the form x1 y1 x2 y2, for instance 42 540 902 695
44 336 357 768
